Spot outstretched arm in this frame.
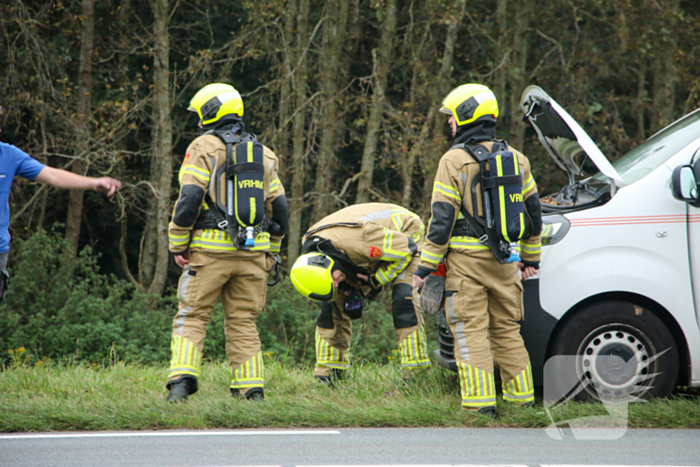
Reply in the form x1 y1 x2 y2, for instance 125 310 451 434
34 166 122 197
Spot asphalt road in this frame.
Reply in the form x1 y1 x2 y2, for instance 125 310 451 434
0 428 698 467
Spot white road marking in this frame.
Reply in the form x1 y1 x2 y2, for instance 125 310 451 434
542 465 690 467
298 465 529 467
0 430 341 440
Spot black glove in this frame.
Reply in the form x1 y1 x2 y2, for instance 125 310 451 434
420 274 445 316
520 260 540 270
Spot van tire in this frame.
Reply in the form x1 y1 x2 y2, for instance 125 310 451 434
549 300 679 401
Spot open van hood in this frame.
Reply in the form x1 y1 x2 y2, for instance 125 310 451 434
520 86 624 186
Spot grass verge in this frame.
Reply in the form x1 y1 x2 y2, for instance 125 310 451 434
1 360 699 432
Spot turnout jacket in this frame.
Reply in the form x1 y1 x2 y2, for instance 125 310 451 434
303 203 424 287
418 141 542 274
168 133 286 255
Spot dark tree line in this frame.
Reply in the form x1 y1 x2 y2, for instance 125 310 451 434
1 0 697 293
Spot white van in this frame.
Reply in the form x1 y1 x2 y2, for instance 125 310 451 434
433 86 700 399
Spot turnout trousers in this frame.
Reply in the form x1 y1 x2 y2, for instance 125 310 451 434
314 256 431 377
167 249 269 391
444 249 534 410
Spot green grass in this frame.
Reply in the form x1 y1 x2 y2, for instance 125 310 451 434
1 360 699 432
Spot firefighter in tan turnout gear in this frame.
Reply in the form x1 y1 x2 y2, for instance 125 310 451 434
165 83 289 402
413 84 543 417
290 203 431 382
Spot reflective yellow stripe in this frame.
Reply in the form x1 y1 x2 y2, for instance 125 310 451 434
502 363 535 403
315 331 350 369
449 236 490 250
421 250 443 265
520 241 541 254
169 233 190 245
433 181 461 201
231 351 265 389
182 166 211 182
495 155 510 242
270 177 280 192
398 326 431 369
523 175 536 193
169 335 202 378
458 362 497 408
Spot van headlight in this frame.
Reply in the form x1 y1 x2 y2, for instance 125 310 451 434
541 215 570 246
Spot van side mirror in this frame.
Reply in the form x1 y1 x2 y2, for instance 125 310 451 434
671 165 699 203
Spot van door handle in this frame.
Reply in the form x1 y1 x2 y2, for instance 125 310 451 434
656 231 668 238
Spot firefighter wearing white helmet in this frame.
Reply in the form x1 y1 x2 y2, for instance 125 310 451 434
413 83 543 417
165 83 289 403
290 203 431 383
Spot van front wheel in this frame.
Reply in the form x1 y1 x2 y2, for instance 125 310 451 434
548 300 679 401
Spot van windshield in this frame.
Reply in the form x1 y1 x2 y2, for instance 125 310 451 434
592 109 700 185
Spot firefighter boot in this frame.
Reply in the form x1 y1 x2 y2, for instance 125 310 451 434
478 406 497 419
231 387 265 401
166 375 198 403
314 368 345 387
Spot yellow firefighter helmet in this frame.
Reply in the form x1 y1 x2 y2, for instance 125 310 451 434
290 252 337 301
440 83 499 127
187 83 244 126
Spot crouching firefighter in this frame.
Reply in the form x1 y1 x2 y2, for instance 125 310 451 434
289 203 431 383
165 83 289 403
413 84 543 417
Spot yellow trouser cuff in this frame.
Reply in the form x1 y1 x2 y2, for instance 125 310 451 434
231 352 265 389
399 326 431 369
502 363 534 403
458 362 496 404
315 332 350 369
169 336 202 378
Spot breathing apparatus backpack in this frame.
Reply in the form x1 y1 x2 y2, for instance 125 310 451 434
452 141 529 264
194 128 268 249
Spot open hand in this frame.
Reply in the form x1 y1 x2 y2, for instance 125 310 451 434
93 177 122 197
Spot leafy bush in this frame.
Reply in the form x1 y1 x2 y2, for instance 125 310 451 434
0 230 437 369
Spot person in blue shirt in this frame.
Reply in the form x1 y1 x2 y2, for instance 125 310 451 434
0 105 122 301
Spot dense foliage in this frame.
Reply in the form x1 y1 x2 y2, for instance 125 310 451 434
0 231 425 365
1 0 697 361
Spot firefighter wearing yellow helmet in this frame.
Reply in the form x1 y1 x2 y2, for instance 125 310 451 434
290 203 431 383
165 83 289 402
413 84 543 417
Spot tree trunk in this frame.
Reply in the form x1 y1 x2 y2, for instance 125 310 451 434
146 0 174 296
64 0 94 257
507 0 531 150
650 0 679 132
310 0 350 222
494 0 507 122
286 0 310 268
277 0 296 176
421 0 467 215
636 60 647 141
355 0 398 204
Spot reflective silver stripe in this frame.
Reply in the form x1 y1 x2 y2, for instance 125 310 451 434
175 306 192 334
179 267 193 302
478 370 485 396
183 340 190 365
360 209 392 222
454 321 470 362
447 295 457 323
402 360 431 368
208 156 218 199
462 396 497 404
231 379 264 386
168 366 199 374
503 392 534 400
